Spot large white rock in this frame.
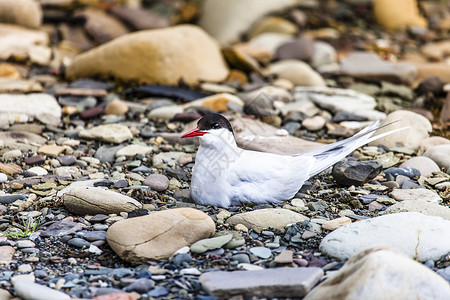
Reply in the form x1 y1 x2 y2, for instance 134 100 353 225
369 110 431 151
304 246 450 300
0 94 61 125
319 212 450 262
198 0 295 45
389 188 442 203
0 24 48 61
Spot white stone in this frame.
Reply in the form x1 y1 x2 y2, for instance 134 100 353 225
0 173 7 183
78 124 132 144
265 60 326 87
14 280 70 300
27 166 48 176
389 188 442 203
115 144 153 158
148 105 183 120
304 246 450 300
0 93 61 125
319 212 450 262
3 149 22 160
386 200 450 221
248 32 294 54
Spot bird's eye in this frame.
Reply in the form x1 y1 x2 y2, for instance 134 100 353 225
212 123 220 129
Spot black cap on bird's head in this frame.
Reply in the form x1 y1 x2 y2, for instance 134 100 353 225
182 113 234 138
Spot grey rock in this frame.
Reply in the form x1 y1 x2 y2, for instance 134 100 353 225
78 124 133 144
95 145 124 163
231 254 250 264
143 174 169 192
389 188 442 204
57 155 76 166
190 234 233 254
386 200 450 221
68 238 90 248
400 156 440 177
123 278 155 293
249 247 272 259
75 230 106 241
423 144 450 172
332 160 382 186
199 267 323 299
41 220 82 237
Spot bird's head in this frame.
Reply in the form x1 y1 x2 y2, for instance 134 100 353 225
182 113 235 145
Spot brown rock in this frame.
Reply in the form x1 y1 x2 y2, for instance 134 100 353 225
0 246 15 264
104 99 129 115
0 163 22 175
38 145 65 157
373 0 427 30
76 8 129 45
106 208 215 263
66 25 229 86
108 6 170 30
322 217 352 231
0 24 48 61
0 63 21 79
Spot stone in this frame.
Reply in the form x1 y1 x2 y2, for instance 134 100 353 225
302 116 326 131
0 0 42 28
92 292 134 300
190 234 233 253
148 105 184 120
423 145 450 171
95 145 124 163
389 188 442 204
0 163 22 175
106 208 215 263
198 0 295 45
412 62 450 84
0 78 43 94
399 156 440 177
275 36 314 61
386 200 450 221
369 110 431 151
293 86 377 115
306 246 450 300
184 93 244 112
79 124 133 144
104 100 129 115
248 32 293 54
322 217 352 231
152 152 186 167
226 208 309 231
441 93 450 122
199 267 323 299
115 145 152 158
14 280 70 300
3 149 22 160
332 160 382 186
374 0 427 30
143 174 170 192
41 220 83 237
76 8 128 44
0 246 15 264
0 94 61 126
27 166 47 176
319 212 450 262
0 173 7 183
250 16 298 39
418 136 450 155
0 25 48 61
339 52 417 85
264 60 326 87
123 278 155 293
66 25 228 86
108 6 169 31
311 41 337 69
38 145 65 157
63 186 142 214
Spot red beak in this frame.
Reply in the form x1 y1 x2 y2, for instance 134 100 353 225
181 127 208 138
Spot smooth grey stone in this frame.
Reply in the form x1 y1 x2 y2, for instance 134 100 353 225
123 278 155 293
231 254 250 264
95 145 124 163
0 194 26 204
68 238 90 248
41 220 82 237
75 230 106 242
250 247 272 259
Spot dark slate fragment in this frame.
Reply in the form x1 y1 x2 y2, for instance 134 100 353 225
384 167 421 179
24 155 46 165
126 85 208 102
0 194 26 204
332 160 382 186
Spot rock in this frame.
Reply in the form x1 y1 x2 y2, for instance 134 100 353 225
66 25 228 86
412 62 450 84
264 60 326 87
104 100 129 115
14 280 70 300
0 246 15 264
27 166 47 176
301 116 326 131
332 160 382 186
0 163 22 175
41 220 82 237
423 145 450 171
386 200 450 221
250 247 272 259
384 167 421 179
293 86 377 115
106 208 215 263
311 41 337 69
190 234 233 253
198 0 295 45
108 6 169 31
250 16 298 39
304 246 450 300
152 152 186 168
0 173 7 183
421 40 450 60
0 0 42 28
115 145 152 158
123 278 155 293
374 0 427 30
441 93 450 122
0 94 61 126
399 156 440 177
0 25 48 61
148 105 184 120
79 124 133 143
275 36 314 61
369 110 431 151
0 78 43 94
143 174 169 192
76 8 129 44
319 212 450 261
226 208 309 231
3 149 22 161
322 217 352 231
38 145 65 157
63 186 143 214
248 32 293 54
184 93 244 112
418 136 450 155
95 145 124 163
339 52 417 85
199 267 323 299
389 188 442 204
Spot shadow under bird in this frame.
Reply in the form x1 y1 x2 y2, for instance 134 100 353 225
182 113 406 208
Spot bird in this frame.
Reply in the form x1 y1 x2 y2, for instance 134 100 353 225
182 113 405 208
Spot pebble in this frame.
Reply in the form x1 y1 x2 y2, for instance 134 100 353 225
123 278 155 293
14 280 70 300
389 188 442 203
190 234 233 254
143 174 169 192
423 144 450 172
399 157 440 177
332 160 382 186
322 217 352 231
249 246 272 259
0 173 7 183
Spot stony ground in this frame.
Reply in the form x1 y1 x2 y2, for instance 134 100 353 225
0 0 450 299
